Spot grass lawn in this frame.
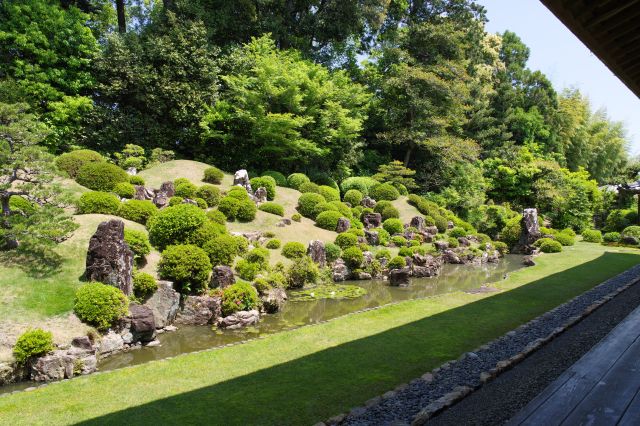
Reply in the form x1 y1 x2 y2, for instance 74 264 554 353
1 242 638 425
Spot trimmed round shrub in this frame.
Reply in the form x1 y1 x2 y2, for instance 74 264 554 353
175 181 197 199
262 170 287 186
74 283 128 330
253 278 272 295
195 185 221 207
282 241 306 259
398 247 412 257
203 166 224 184
13 329 54 364
342 246 364 268
312 173 340 191
373 200 392 214
447 237 460 248
555 232 575 246
147 204 207 250
203 234 240 266
325 242 342 262
292 213 302 222
448 227 467 238
236 198 257 222
315 210 343 231
622 226 640 239
388 256 406 270
393 183 408 196
207 209 227 225
227 187 250 200
375 248 392 260
185 221 227 247
76 191 120 215
582 229 603 243
129 175 145 185
133 272 157 299
250 176 276 200
328 201 352 218
266 239 281 249
244 247 270 269
605 209 638 232
218 196 240 219
287 173 311 190
433 215 449 233
343 189 363 206
76 162 129 191
195 198 208 209
370 183 400 201
299 181 321 194
381 205 400 220
604 232 621 243
259 202 285 216
118 200 157 224
391 235 408 247
55 149 103 178
173 178 190 187
318 185 340 202
335 232 358 249
375 227 390 245
297 192 326 218
113 182 135 199
536 238 563 253
311 202 339 218
124 229 151 259
340 177 379 196
383 218 404 235
235 259 260 281
286 255 319 289
168 196 184 206
500 216 522 247
159 244 212 294
221 281 259 316
235 235 249 255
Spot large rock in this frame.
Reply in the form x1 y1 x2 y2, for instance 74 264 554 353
31 347 97 382
365 230 380 246
425 226 439 236
458 237 470 247
512 208 542 254
210 266 235 288
522 255 536 267
442 249 463 264
85 219 134 296
361 196 377 209
233 169 252 193
97 331 125 356
434 240 449 251
254 187 267 203
389 267 412 286
128 304 156 342
412 255 443 277
0 362 28 386
336 218 351 233
133 185 154 201
261 288 287 314
307 240 326 267
175 295 222 326
332 259 350 282
153 181 175 208
409 216 427 231
144 281 180 328
217 310 260 329
363 213 382 229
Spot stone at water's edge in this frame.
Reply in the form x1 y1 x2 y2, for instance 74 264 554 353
261 288 287 314
217 310 260 329
233 169 253 194
336 217 351 233
389 267 412 286
210 265 235 288
31 347 97 382
98 331 125 356
85 219 134 296
175 295 222 326
144 281 180 328
523 256 536 267
512 208 542 254
307 240 326 267
332 259 350 282
0 362 28 386
434 240 449 251
128 304 156 342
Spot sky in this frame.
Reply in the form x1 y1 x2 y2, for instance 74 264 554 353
478 0 640 155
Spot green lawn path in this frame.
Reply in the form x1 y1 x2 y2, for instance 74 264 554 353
1 242 638 425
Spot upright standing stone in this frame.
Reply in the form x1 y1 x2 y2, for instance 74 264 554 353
512 208 542 254
85 220 134 296
233 169 252 193
410 216 427 231
363 213 382 229
210 266 235 288
144 281 180 328
336 218 351 233
307 240 326 267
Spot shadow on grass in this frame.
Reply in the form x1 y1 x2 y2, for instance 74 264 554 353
78 252 640 426
0 247 63 278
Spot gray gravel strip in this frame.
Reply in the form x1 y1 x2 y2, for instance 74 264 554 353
338 264 640 426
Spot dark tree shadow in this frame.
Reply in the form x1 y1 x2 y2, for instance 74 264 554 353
0 247 64 278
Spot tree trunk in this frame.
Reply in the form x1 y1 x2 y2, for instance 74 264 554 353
404 142 415 168
1 196 18 250
116 0 126 34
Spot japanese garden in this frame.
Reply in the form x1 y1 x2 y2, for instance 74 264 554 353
1 0 639 424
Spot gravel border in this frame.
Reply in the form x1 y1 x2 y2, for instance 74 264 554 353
327 264 640 426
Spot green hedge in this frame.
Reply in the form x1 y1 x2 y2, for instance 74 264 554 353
76 191 120 215
282 241 306 259
287 173 311 190
124 229 151 259
76 162 129 191
158 244 212 294
147 204 207 250
259 202 285 216
315 210 343 231
13 329 54 364
370 183 400 201
117 200 157 224
221 281 259 316
55 149 104 178
262 170 287 186
74 283 129 330
250 176 277 200
195 185 221 207
203 167 224 184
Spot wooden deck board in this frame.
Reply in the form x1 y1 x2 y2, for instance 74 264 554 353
508 305 640 425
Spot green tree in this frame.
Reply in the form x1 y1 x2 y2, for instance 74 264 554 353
0 102 77 252
201 35 370 176
372 160 418 190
